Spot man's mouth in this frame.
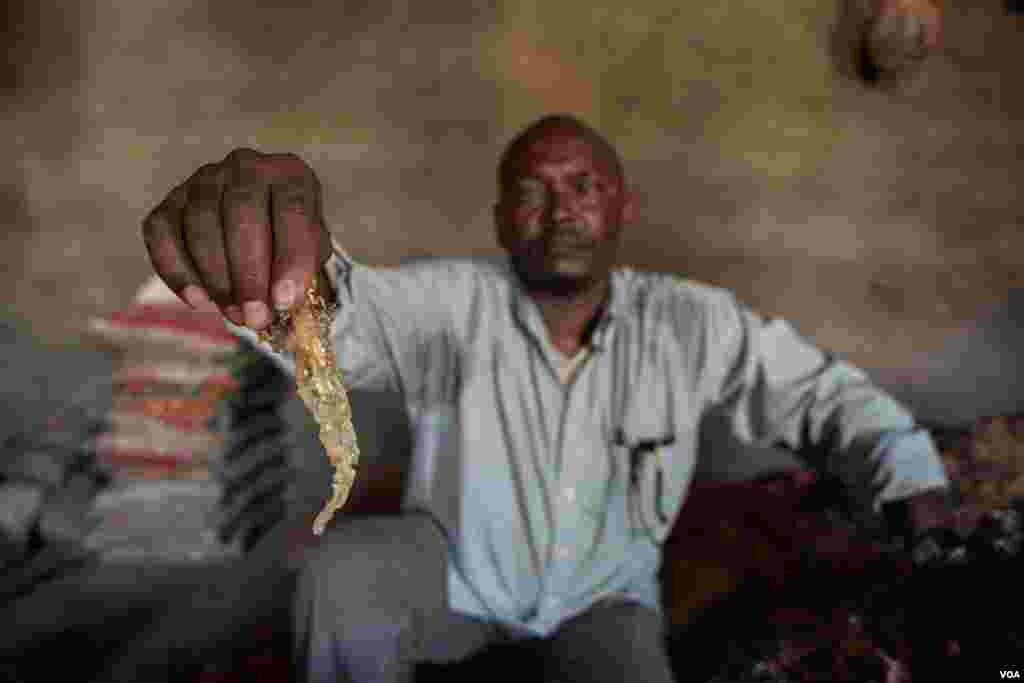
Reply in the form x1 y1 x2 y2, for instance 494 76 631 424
543 230 590 252
546 238 588 251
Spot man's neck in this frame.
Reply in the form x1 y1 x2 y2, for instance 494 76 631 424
528 277 610 357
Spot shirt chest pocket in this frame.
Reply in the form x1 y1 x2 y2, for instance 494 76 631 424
613 431 675 543
612 372 690 544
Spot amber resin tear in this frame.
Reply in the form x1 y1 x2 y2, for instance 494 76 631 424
258 281 359 535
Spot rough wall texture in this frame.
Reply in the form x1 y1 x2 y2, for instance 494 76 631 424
3 1 1021 386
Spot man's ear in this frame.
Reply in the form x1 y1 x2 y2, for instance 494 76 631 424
493 202 510 251
620 188 637 225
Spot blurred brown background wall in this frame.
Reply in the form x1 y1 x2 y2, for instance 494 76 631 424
3 0 1021 377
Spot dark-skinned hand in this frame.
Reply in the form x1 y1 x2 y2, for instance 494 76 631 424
142 148 333 330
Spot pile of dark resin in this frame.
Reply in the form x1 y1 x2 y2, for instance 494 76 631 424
670 491 1024 682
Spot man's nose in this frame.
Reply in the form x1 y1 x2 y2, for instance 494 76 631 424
548 189 577 222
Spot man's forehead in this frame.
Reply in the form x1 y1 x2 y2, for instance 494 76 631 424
512 133 616 178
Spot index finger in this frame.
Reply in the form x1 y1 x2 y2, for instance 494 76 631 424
142 183 214 311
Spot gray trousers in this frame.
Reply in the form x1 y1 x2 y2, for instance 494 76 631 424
293 513 676 683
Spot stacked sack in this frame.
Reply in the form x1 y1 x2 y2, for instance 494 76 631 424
217 339 296 552
82 277 251 563
0 315 112 600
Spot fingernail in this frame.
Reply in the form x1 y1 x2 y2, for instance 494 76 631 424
243 300 271 329
182 285 214 311
224 305 244 326
273 279 296 311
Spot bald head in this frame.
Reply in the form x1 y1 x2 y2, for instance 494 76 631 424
497 114 625 193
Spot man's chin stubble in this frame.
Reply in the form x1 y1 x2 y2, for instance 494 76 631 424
511 257 599 296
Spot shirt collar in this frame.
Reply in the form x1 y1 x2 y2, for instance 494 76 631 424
505 257 626 353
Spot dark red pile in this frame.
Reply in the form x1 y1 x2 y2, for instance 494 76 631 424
666 473 1023 682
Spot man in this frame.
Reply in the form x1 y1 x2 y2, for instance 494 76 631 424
142 114 953 682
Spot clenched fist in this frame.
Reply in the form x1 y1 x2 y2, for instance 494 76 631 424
142 148 333 330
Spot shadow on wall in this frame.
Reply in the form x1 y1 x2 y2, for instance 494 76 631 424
871 288 1024 427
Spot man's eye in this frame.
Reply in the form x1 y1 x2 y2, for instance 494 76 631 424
574 176 598 195
517 187 546 206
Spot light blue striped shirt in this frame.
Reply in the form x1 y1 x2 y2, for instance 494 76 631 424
230 241 948 637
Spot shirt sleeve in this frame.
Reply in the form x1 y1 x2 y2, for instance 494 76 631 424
224 238 459 400
699 288 949 507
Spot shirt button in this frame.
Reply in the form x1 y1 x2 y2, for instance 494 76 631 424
555 545 572 560
563 487 576 503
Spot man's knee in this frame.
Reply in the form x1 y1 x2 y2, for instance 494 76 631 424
293 514 449 681
295 514 447 628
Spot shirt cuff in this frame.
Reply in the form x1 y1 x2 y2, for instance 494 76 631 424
874 429 951 506
323 236 354 296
